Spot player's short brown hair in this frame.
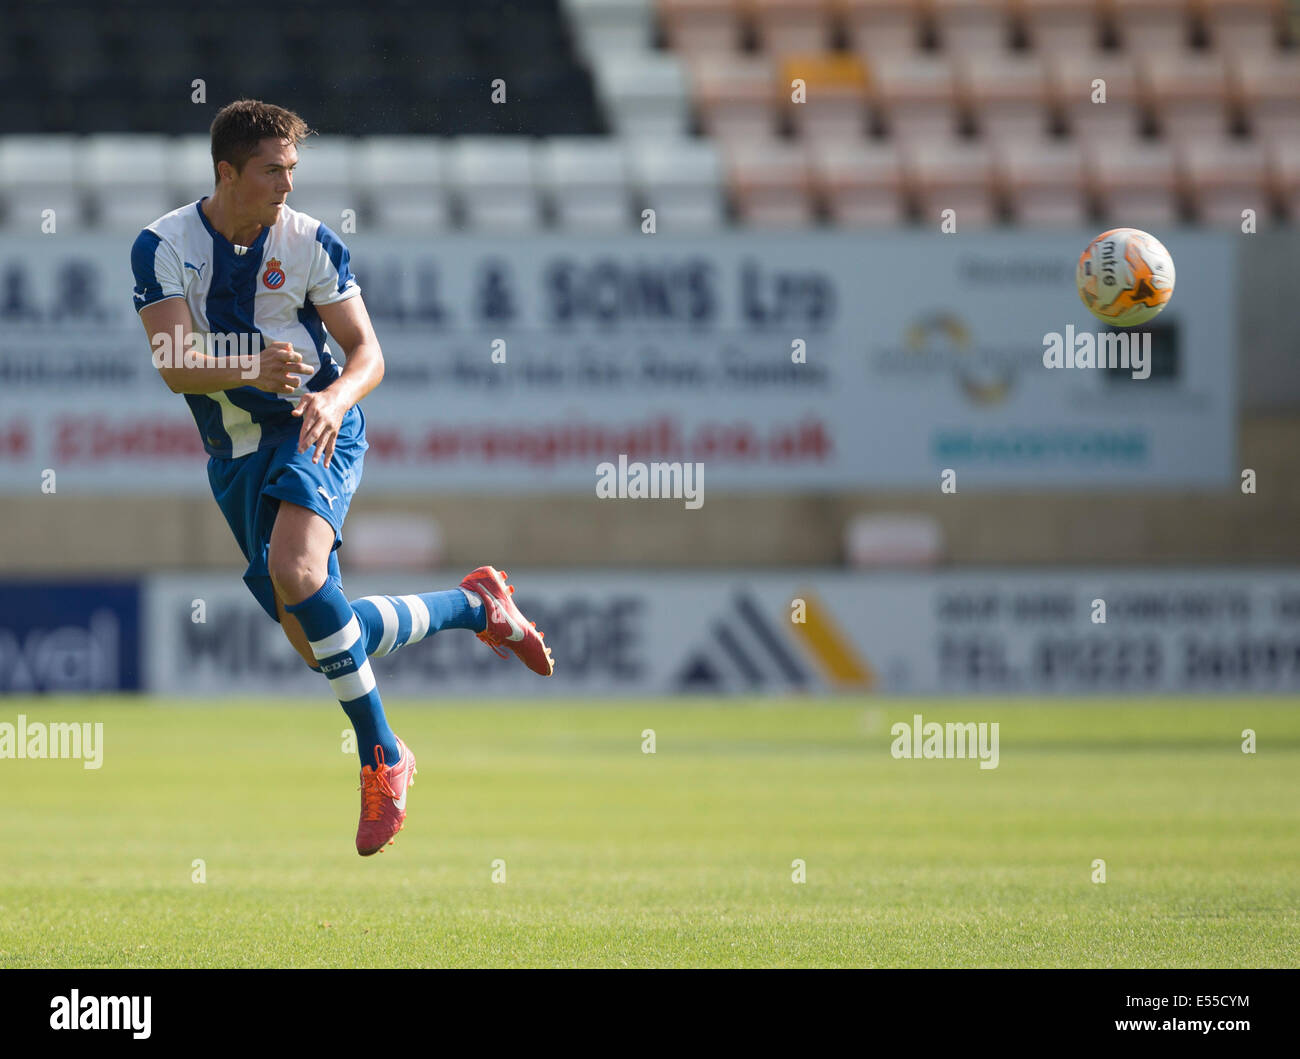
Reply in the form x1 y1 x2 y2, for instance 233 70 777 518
210 100 312 183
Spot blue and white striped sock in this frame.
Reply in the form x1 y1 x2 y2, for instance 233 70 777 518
285 577 399 771
351 589 485 659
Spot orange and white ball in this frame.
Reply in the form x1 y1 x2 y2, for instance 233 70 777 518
1076 228 1176 327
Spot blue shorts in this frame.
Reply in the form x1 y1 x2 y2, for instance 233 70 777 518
207 404 368 622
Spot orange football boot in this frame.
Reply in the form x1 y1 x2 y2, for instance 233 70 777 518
459 565 554 676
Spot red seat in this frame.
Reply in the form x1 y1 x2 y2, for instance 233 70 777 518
1269 139 1300 221
1143 51 1231 148
931 0 1013 54
1087 139 1180 226
904 139 999 228
870 54 959 147
657 0 744 57
1233 52 1300 143
752 0 835 57
960 52 1052 149
1196 0 1284 62
999 139 1090 226
1107 0 1193 55
1052 51 1144 147
782 53 871 143
725 139 816 226
1179 135 1271 226
1017 0 1104 59
688 53 781 145
840 0 925 61
810 140 908 225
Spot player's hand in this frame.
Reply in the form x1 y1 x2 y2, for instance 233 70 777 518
253 341 314 394
292 387 349 468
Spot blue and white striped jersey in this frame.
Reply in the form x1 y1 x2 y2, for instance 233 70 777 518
130 197 361 458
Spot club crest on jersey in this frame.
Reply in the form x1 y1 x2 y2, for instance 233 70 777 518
262 257 286 289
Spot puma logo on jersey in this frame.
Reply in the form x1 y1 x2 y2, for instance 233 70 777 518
183 260 206 279
317 486 339 510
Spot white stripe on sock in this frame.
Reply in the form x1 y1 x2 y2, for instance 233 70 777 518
364 595 400 657
309 614 362 660
329 658 377 702
396 594 431 643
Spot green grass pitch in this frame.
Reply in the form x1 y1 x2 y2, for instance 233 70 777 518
0 698 1296 968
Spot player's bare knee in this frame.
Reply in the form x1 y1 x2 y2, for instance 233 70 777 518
267 555 326 604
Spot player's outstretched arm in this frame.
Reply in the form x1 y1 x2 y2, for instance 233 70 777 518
292 294 384 467
139 297 313 396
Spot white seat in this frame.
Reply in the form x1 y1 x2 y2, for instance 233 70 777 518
593 52 692 138
82 134 172 185
171 135 217 201
98 188 179 230
270 136 357 230
563 0 656 60
538 137 630 231
292 137 355 186
0 134 83 231
355 137 448 233
626 137 725 229
446 137 542 231
79 134 175 230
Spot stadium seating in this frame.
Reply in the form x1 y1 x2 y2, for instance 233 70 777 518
0 136 84 230
782 54 870 144
447 138 544 231
842 0 925 60
1051 52 1144 147
0 0 1295 230
1180 135 1272 226
1270 139 1300 219
907 138 1000 226
689 53 782 143
724 138 815 225
538 137 632 230
1235 52 1300 142
626 137 727 228
999 139 1089 226
809 140 908 225
1019 0 1103 59
1087 140 1180 226
960 53 1052 148
355 137 451 233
